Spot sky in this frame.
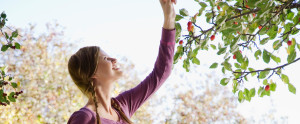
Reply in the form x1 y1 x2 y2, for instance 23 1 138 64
1 0 300 123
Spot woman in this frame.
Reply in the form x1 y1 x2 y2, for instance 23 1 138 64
67 0 176 123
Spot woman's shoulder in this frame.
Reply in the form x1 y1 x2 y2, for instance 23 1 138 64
67 107 95 124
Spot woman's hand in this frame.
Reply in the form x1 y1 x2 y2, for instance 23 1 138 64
159 0 176 30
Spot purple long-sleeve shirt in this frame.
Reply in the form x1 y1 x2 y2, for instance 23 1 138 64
67 27 175 124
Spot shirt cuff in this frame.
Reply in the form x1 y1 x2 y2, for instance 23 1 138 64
160 27 176 45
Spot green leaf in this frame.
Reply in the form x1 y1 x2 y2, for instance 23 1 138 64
173 53 180 64
175 15 184 21
210 63 218 69
8 92 16 102
281 74 289 84
258 86 264 96
192 57 200 65
259 70 270 79
198 2 207 8
0 89 4 102
232 80 238 94
4 32 9 39
238 90 244 103
179 9 189 16
288 83 296 94
217 47 227 55
263 49 270 63
12 30 18 38
9 76 12 81
223 61 232 71
244 88 250 101
270 83 276 91
183 59 190 72
263 79 268 85
271 54 281 63
254 50 262 60
1 12 6 18
192 47 200 57
241 57 249 70
15 43 21 49
287 11 294 20
1 45 9 52
260 37 269 45
273 40 281 50
210 44 216 50
235 51 243 63
222 67 225 74
250 88 256 97
220 78 229 86
11 82 17 88
205 12 213 23
267 26 278 40
234 63 240 68
175 23 182 39
287 50 296 63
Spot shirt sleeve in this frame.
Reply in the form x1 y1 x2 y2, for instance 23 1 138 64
115 27 176 117
67 111 92 124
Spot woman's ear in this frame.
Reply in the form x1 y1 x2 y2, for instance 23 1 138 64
90 77 97 83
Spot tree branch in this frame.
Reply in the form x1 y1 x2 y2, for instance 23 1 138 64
233 57 300 74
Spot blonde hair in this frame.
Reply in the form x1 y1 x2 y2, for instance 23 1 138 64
68 46 133 124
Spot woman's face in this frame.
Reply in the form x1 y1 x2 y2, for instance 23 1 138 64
93 49 123 82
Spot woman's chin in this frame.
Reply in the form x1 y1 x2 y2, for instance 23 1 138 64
114 69 124 78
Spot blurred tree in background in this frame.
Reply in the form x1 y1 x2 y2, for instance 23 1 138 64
0 22 82 123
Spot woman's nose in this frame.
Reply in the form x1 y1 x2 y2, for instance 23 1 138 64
111 58 117 64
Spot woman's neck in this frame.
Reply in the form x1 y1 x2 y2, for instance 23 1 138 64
85 81 115 115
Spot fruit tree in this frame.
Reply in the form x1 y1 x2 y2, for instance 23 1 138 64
173 0 300 102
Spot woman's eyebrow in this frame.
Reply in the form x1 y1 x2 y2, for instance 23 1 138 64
100 55 111 59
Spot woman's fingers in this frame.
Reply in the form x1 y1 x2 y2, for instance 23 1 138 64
171 0 177 4
161 0 176 4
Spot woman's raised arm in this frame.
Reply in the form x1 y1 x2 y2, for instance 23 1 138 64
113 0 177 118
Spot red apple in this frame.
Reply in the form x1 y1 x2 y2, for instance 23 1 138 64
187 21 193 32
287 40 292 46
217 6 220 10
245 5 249 8
179 40 183 45
233 54 236 59
258 25 262 30
252 13 256 18
234 22 238 25
210 35 215 41
265 85 270 91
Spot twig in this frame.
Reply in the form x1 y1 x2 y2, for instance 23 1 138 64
233 57 300 74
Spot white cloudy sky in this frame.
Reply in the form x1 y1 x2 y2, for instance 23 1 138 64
1 0 300 123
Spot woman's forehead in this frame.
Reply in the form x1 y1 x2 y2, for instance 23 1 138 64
99 50 109 57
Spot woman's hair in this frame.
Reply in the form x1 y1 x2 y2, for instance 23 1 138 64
68 46 133 124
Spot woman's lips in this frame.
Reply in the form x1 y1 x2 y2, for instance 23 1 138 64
112 65 120 70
